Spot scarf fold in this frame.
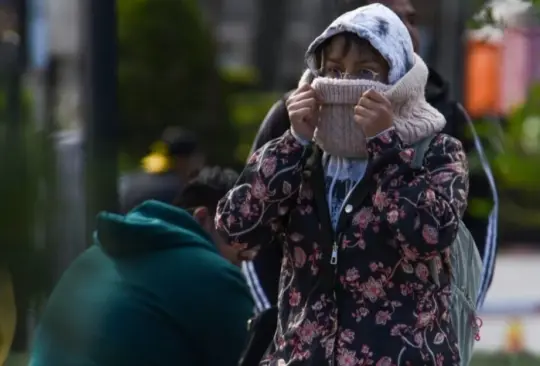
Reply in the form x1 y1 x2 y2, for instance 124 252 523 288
304 54 446 159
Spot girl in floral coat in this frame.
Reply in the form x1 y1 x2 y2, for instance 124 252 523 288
216 4 469 366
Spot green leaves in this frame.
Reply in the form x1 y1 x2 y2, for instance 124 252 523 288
465 0 540 230
468 0 539 29
117 0 235 166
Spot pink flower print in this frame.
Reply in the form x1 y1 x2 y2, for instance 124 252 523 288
300 186 313 200
376 357 393 366
340 329 355 344
251 178 267 199
296 319 318 344
294 247 307 268
432 172 453 184
278 205 289 216
384 164 399 177
422 225 439 245
401 245 418 261
337 349 359 366
399 148 414 164
352 207 374 229
279 142 294 154
378 130 393 143
416 311 435 328
345 268 360 282
434 332 445 344
323 337 335 359
289 232 304 242
248 153 258 164
289 288 302 307
373 190 388 210
415 262 430 281
436 353 445 366
369 262 379 272
226 215 236 227
414 332 424 346
386 210 399 224
425 188 436 202
375 310 391 325
401 262 413 274
283 181 293 195
354 237 366 250
364 277 386 302
239 203 250 217
390 324 407 336
400 283 410 296
261 156 277 177
361 345 370 354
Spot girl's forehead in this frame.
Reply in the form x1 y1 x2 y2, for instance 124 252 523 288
325 35 380 59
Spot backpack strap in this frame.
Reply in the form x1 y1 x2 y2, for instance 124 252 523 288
411 135 436 169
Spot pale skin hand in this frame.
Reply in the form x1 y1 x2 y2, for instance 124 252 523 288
286 83 321 141
353 89 394 138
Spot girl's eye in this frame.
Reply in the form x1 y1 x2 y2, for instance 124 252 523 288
357 69 378 80
324 67 342 78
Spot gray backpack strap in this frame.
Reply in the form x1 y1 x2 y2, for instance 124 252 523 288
411 135 436 169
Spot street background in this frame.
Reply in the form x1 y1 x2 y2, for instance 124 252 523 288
1 0 540 365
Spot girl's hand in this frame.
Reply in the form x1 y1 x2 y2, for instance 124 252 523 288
286 84 320 141
354 89 393 138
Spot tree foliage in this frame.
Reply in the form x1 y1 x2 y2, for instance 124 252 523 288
468 0 540 236
117 0 237 167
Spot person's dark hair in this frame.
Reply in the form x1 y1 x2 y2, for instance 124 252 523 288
173 166 239 215
160 126 199 157
315 32 371 70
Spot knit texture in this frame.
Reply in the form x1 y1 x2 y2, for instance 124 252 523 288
310 54 446 158
305 3 415 84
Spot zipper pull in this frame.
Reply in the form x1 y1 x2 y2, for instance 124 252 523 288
330 242 338 265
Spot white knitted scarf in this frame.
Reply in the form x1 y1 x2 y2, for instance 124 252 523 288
299 54 446 158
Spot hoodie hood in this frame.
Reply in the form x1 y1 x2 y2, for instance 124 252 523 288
305 3 415 84
95 200 216 257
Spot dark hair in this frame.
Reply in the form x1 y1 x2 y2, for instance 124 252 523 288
160 126 199 157
315 32 369 70
173 166 239 215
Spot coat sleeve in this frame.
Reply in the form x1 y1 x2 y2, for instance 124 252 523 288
367 129 469 258
216 130 310 249
249 94 292 156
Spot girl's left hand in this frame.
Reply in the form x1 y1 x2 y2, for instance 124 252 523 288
354 89 393 138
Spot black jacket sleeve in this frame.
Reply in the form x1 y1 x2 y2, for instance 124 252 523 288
244 92 292 306
237 94 294 366
249 93 292 156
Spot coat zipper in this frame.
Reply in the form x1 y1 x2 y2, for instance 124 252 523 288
329 235 341 366
330 241 338 265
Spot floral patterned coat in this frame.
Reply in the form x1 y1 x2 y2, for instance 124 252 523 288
216 129 469 366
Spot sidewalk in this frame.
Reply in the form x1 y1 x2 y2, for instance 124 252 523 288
476 253 540 354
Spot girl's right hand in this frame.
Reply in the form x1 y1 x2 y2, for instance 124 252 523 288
286 84 320 142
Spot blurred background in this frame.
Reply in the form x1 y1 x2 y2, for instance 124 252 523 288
0 0 540 364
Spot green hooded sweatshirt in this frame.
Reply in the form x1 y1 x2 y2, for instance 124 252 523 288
30 200 254 366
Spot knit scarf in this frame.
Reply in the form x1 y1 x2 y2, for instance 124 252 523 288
301 54 446 158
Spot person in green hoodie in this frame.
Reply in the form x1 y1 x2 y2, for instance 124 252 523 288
30 167 254 366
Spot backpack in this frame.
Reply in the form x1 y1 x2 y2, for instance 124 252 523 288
412 135 483 366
